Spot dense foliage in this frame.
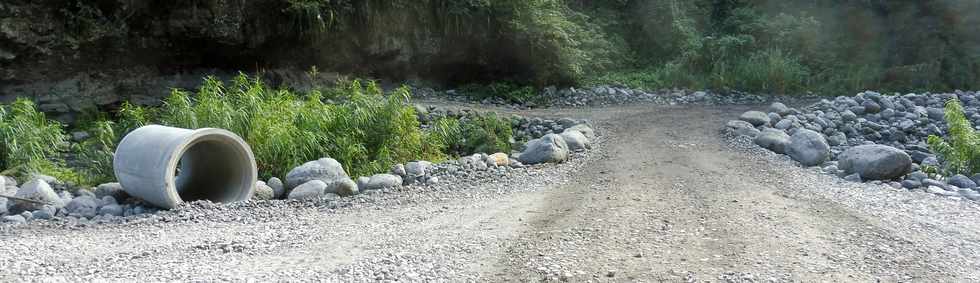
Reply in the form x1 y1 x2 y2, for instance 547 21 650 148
928 99 980 175
0 74 515 186
23 0 977 96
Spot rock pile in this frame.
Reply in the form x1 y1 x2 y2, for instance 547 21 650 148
730 91 980 201
0 177 160 224
415 86 772 108
1 115 598 226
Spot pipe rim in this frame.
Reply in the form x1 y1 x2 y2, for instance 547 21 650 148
163 128 257 207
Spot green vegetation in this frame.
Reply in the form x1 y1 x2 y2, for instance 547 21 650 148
430 114 514 157
928 99 980 175
0 99 72 180
0 74 518 186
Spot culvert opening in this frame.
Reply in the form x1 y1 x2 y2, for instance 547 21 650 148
172 136 253 203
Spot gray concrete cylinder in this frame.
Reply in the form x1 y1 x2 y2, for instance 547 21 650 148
113 125 257 209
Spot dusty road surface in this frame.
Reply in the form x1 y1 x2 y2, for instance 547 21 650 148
2 105 980 282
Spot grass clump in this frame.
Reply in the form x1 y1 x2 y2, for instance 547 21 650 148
0 99 82 182
75 74 447 181
430 113 514 157
927 99 980 175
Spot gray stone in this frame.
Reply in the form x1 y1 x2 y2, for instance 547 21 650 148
406 161 432 179
774 119 794 130
267 177 285 199
326 178 358 197
32 208 54 220
99 204 123 217
65 196 99 218
356 177 371 191
364 174 402 191
518 134 570 165
95 182 128 200
9 179 64 213
560 130 591 152
285 158 350 190
787 129 830 167
2 215 26 224
287 180 328 200
739 111 771 127
838 145 913 180
253 181 274 200
947 174 977 189
768 102 791 116
754 128 790 154
565 124 596 140
726 120 760 138
909 171 928 182
923 179 947 189
391 164 407 177
902 180 921 189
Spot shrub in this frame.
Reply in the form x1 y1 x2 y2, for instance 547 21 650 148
927 99 980 175
0 99 72 179
76 74 449 180
429 113 513 157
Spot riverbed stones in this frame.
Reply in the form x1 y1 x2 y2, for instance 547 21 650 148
786 129 830 167
739 111 771 127
726 120 760 138
838 145 912 180
9 179 64 213
754 128 791 154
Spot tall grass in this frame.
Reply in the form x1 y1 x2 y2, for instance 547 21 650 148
927 99 980 175
0 99 71 178
71 74 458 181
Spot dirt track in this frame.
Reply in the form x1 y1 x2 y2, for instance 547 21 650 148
2 105 979 282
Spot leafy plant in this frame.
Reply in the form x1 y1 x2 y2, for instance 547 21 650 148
927 99 980 175
0 99 73 180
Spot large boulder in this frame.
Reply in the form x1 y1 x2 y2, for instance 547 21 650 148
287 180 328 200
518 134 570 165
363 174 402 191
9 179 64 213
285 158 351 190
754 128 791 154
560 130 591 152
838 145 912 180
786 129 830 167
739 111 771 127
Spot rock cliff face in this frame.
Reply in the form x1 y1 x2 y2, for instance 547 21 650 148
0 0 518 121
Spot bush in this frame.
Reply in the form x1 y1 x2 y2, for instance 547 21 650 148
75 74 448 180
927 99 980 175
0 99 72 179
428 113 514 157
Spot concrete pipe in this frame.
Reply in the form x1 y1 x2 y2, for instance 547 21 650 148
113 125 257 209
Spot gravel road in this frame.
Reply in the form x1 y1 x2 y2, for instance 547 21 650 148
2 104 979 282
